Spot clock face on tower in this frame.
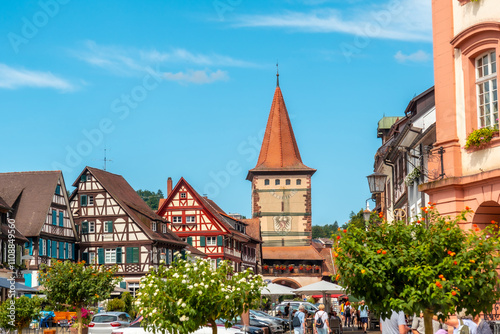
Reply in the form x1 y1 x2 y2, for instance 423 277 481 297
271 188 297 200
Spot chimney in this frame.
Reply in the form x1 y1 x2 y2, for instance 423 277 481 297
167 177 172 196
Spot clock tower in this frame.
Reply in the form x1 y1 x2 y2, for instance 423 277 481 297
247 75 316 247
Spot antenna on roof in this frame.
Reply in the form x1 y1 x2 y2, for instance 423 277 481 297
276 61 279 87
103 147 113 171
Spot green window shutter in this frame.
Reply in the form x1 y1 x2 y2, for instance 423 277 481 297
52 240 57 258
216 258 221 267
75 224 79 234
116 247 122 264
59 212 64 227
80 175 87 182
80 195 87 207
82 221 88 234
82 252 89 263
107 221 113 233
133 247 139 263
59 242 64 259
52 210 57 225
187 237 193 246
126 247 132 263
120 281 127 289
47 239 51 257
200 236 206 247
181 249 186 260
97 248 104 264
65 243 69 259
39 238 44 256
72 244 75 260
55 185 61 195
217 235 223 246
28 238 33 256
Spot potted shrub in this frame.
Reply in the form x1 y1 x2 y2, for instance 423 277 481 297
464 126 499 149
306 265 312 272
263 264 269 271
288 265 294 272
299 265 304 272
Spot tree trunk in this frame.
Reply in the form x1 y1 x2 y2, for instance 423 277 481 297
77 306 83 334
209 319 217 334
423 309 434 334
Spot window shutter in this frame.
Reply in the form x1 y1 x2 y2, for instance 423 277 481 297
126 247 132 263
216 258 221 267
75 224 79 235
82 221 88 234
107 221 113 233
72 244 75 260
81 195 87 206
28 238 33 256
187 237 193 246
217 235 223 246
166 249 171 265
52 210 57 225
97 248 104 264
39 238 44 256
116 247 122 264
82 252 89 263
120 281 127 289
47 239 51 257
59 212 64 227
52 240 57 258
56 185 61 195
181 249 186 260
59 242 64 259
133 247 139 263
200 236 206 247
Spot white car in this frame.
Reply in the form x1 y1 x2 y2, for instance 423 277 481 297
111 318 244 334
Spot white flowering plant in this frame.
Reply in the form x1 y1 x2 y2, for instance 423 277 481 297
137 252 265 334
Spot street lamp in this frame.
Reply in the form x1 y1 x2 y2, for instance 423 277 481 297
366 172 388 194
363 201 371 223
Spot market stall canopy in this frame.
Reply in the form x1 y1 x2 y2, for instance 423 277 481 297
293 281 345 295
261 283 295 296
0 277 37 292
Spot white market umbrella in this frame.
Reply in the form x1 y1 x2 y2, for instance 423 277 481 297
261 283 295 296
293 281 345 313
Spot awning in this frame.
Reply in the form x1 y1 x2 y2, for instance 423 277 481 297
312 294 344 299
0 278 37 292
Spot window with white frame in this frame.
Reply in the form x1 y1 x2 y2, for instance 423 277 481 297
68 243 72 259
186 216 196 223
210 259 217 270
41 239 46 256
105 248 116 264
207 236 217 246
89 252 96 264
162 224 166 233
172 216 182 223
88 195 94 205
89 221 95 233
180 192 187 199
476 50 498 128
152 222 157 231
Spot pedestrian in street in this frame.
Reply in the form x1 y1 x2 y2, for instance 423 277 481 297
314 304 330 334
293 305 306 334
358 300 369 334
340 301 345 324
444 314 478 334
380 310 409 334
411 312 447 334
474 314 492 334
344 302 352 328
285 303 291 317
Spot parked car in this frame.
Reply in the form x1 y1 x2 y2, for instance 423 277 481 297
111 316 244 334
250 310 289 331
274 302 318 316
231 315 273 334
248 312 283 334
89 312 132 334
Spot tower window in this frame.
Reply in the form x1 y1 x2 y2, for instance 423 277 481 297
296 179 302 185
286 179 291 185
275 179 280 185
264 179 270 185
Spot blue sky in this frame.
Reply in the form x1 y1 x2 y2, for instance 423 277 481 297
0 0 434 225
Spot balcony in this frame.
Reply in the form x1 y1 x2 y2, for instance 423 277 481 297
262 265 322 276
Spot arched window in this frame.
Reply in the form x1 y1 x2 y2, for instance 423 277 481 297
264 179 270 185
286 179 291 185
275 179 280 185
296 179 302 185
476 50 498 128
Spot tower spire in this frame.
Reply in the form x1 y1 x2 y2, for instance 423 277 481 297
276 61 279 87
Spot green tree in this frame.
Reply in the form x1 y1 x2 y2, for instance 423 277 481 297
136 189 164 211
137 254 266 334
0 296 42 332
121 291 133 316
312 221 340 239
107 298 126 312
39 260 121 334
335 207 500 334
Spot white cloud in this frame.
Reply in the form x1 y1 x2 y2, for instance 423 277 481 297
71 40 256 81
234 0 432 42
0 64 75 91
394 50 431 63
163 69 229 84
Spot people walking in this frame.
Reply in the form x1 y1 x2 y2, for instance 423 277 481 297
313 304 330 334
344 302 352 328
285 303 291 317
380 310 409 334
412 312 447 334
293 305 306 334
358 300 369 333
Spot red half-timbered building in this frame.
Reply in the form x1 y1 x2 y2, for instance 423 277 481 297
69 167 188 294
157 177 260 272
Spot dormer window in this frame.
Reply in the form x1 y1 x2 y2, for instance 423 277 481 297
152 222 157 232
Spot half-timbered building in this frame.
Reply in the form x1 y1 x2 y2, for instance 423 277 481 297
69 167 187 293
0 171 78 288
157 177 260 272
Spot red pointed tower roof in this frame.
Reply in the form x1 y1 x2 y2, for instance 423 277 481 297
247 77 315 179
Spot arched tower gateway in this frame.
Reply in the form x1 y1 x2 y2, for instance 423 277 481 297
247 75 316 247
